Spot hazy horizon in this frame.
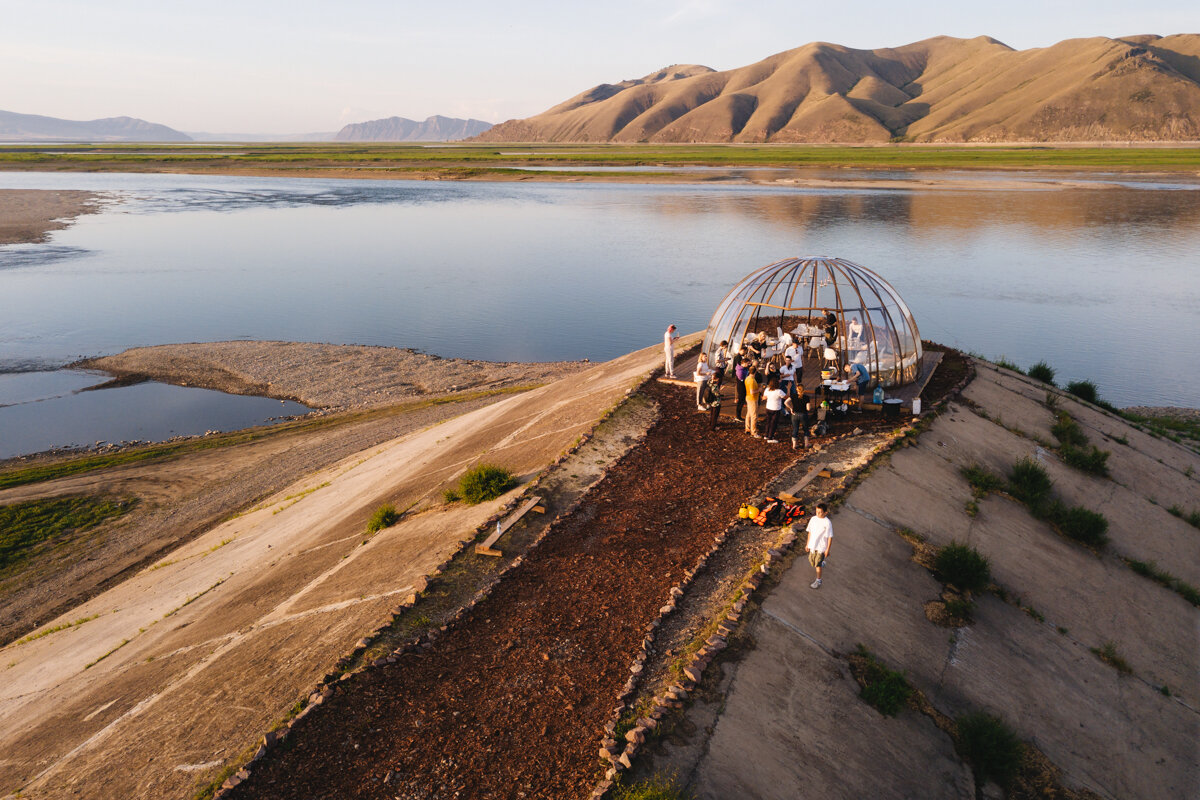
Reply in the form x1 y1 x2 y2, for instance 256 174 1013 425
2 0 1196 135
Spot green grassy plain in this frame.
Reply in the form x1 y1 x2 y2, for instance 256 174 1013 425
1 142 1197 177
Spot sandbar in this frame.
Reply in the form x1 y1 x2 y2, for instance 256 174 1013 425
74 341 589 411
0 189 103 244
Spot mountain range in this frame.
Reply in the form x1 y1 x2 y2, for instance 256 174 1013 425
475 34 1200 143
334 115 493 142
0 110 191 142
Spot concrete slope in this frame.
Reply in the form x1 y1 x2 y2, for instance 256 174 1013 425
670 362 1199 798
0 341 667 800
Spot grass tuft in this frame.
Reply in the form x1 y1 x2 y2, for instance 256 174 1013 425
455 463 518 505
1066 379 1099 404
850 646 914 717
1007 458 1053 510
1091 640 1132 674
1125 558 1200 606
934 542 991 594
955 711 1025 790
366 504 400 533
1027 361 1056 385
614 773 692 800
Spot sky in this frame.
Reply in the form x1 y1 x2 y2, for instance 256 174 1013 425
1 0 1195 134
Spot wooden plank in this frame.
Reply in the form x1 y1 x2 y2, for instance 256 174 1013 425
777 464 829 503
475 496 544 557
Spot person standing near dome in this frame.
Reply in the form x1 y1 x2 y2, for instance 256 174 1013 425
664 324 678 378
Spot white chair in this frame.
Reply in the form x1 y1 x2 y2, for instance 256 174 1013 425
822 347 840 373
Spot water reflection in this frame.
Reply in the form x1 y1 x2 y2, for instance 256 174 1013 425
0 172 1196 411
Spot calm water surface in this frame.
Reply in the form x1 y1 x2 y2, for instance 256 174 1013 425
1 170 1198 455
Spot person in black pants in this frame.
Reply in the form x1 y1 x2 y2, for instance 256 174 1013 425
734 354 748 421
786 390 810 450
705 370 724 430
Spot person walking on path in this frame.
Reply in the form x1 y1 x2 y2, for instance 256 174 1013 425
734 354 749 421
664 324 679 378
744 364 760 438
762 376 787 443
804 503 833 589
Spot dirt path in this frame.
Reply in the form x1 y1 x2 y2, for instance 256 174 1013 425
0 394 505 645
227 378 805 800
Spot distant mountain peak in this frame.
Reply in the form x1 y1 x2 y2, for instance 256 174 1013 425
334 115 493 142
0 110 190 142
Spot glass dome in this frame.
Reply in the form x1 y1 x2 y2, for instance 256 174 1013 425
701 257 923 387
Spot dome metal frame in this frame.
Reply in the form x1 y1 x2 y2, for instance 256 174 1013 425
701 257 923 388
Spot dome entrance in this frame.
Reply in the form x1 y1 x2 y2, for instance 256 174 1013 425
701 257 922 388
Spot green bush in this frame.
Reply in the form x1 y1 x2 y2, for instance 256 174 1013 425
955 712 1025 789
1050 412 1088 448
1054 505 1109 548
852 646 913 717
961 464 1004 497
457 463 518 505
1027 361 1056 385
1007 458 1053 510
1060 443 1110 477
366 504 399 533
614 774 692 800
935 542 992 593
1066 379 1099 404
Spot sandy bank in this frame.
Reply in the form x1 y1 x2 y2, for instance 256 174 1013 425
0 189 103 244
75 341 590 411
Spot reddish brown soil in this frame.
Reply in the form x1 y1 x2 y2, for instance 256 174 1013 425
230 379 803 800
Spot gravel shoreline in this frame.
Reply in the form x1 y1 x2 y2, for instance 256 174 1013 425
75 341 590 411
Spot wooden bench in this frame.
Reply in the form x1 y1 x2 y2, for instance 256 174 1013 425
475 496 545 556
777 464 830 503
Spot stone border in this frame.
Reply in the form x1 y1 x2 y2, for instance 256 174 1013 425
590 353 978 797
212 375 662 796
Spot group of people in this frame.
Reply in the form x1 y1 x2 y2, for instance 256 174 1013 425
665 324 873 450
666 325 836 590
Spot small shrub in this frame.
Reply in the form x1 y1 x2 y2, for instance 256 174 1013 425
943 596 975 622
1160 685 1172 697
961 464 1004 497
1066 379 1099 404
1091 641 1132 674
1167 505 1200 529
1050 413 1088 448
442 488 461 503
366 504 399 533
1055 506 1109 548
935 542 992 593
614 773 692 800
1027 361 1056 385
955 712 1025 789
1023 606 1045 623
1060 444 1110 477
965 500 979 518
995 357 1023 374
456 463 518 505
852 646 913 716
1007 458 1053 510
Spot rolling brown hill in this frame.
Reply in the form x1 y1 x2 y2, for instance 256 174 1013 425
476 34 1200 143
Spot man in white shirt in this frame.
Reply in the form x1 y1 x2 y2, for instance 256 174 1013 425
664 324 678 378
804 502 833 589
